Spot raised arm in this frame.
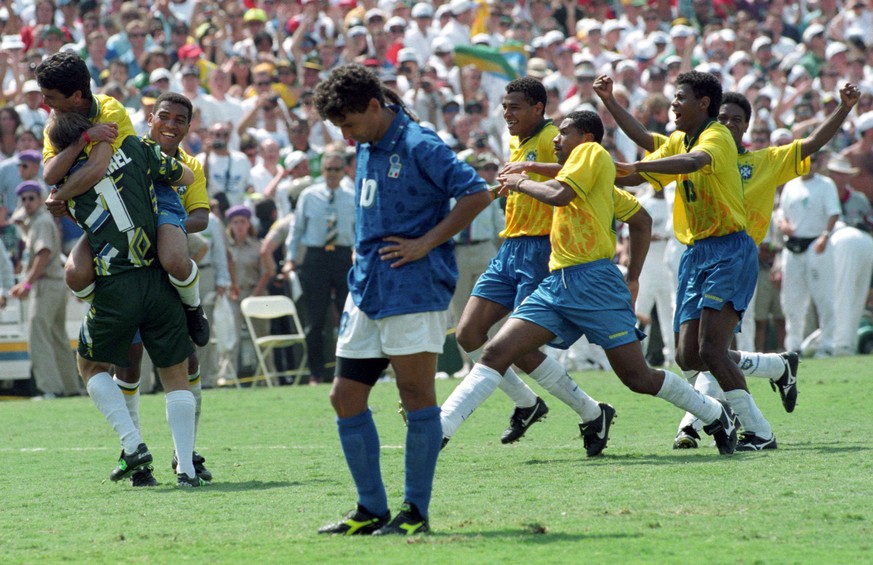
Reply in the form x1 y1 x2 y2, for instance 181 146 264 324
593 75 656 152
799 82 861 160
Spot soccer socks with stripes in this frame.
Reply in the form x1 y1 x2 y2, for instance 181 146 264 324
466 345 539 410
656 370 722 425
440 363 502 439
724 389 773 439
72 282 95 304
189 366 202 438
737 351 786 380
114 376 141 432
404 406 441 520
166 390 197 477
169 260 201 307
87 372 142 454
337 409 388 517
529 356 601 422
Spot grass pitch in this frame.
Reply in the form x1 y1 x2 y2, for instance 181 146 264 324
2 356 871 564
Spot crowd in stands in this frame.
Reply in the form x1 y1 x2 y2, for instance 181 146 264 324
1 0 872 393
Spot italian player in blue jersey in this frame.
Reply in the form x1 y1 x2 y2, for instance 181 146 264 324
313 64 491 536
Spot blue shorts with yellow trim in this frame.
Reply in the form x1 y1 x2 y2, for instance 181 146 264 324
155 182 188 232
511 259 645 350
674 230 757 333
471 235 550 310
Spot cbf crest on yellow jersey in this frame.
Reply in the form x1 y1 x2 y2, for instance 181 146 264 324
641 121 745 245
739 140 809 245
502 120 558 238
552 142 617 270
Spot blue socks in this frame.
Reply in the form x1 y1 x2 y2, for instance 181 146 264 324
337 409 388 516
403 406 442 519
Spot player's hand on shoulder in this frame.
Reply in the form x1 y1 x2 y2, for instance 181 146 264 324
614 162 636 177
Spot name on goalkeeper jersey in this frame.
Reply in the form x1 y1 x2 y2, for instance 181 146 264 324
106 148 133 175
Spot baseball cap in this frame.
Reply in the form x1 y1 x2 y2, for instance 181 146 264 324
348 25 368 37
386 16 407 30
41 25 65 39
411 2 434 18
243 8 267 23
473 153 500 169
543 30 564 46
526 57 551 79
827 155 859 175
397 47 418 64
181 65 200 77
432 36 453 54
22 80 41 94
283 150 308 170
770 128 793 145
178 43 204 60
15 181 42 197
802 23 825 43
669 24 692 39
472 33 491 45
450 0 474 15
225 205 252 221
140 87 162 105
826 42 848 60
365 8 386 21
18 149 41 163
751 36 772 53
857 111 873 133
149 68 173 83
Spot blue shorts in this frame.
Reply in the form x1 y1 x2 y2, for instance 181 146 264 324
674 230 757 333
155 182 188 232
471 235 551 310
511 259 645 351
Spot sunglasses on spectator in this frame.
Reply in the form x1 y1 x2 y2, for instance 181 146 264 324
255 81 272 86
323 166 343 172
129 32 147 38
213 131 229 137
19 195 37 202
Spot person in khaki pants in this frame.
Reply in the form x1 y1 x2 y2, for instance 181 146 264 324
9 181 80 398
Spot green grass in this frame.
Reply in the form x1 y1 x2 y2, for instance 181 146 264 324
2 356 872 564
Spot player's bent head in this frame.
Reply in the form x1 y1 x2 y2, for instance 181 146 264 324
676 70 723 118
505 77 548 113
45 110 91 151
35 51 92 100
565 110 604 144
314 63 385 122
154 92 194 124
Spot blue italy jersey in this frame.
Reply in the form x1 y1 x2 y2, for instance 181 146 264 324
351 107 486 319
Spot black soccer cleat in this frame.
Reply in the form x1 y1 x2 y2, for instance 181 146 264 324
184 304 210 347
372 502 429 536
110 443 153 482
177 472 207 488
771 352 799 413
130 466 158 487
579 402 615 457
673 425 701 449
500 397 549 444
736 432 778 451
318 505 391 536
703 401 738 455
172 451 213 483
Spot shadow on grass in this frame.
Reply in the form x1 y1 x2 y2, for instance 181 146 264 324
423 531 643 543
152 480 303 493
519 453 738 467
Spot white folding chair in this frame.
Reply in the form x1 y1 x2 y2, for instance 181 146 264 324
240 295 308 386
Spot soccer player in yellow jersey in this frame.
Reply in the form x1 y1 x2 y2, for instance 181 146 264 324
442 78 614 452
595 74 861 450
606 71 764 452
445 110 739 458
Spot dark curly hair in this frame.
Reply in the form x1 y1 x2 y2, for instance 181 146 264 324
35 52 93 100
505 77 547 111
565 110 604 144
721 92 752 123
154 91 194 124
314 63 417 122
45 110 91 152
676 70 722 118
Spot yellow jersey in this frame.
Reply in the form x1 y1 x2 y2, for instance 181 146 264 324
551 142 617 270
641 121 745 245
613 187 642 222
176 147 209 214
739 141 809 245
502 120 558 238
43 94 137 162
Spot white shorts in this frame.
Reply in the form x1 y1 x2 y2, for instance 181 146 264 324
335 295 448 358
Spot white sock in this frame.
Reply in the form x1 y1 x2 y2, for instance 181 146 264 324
169 260 201 307
529 356 601 422
189 366 202 440
466 345 538 411
656 370 721 424
166 390 197 477
440 363 502 439
87 372 142 454
724 389 773 439
737 351 786 380
497 367 538 409
113 376 141 432
72 282 96 303
676 372 722 433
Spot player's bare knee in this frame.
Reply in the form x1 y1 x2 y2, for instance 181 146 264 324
455 320 486 353
161 250 192 281
697 341 729 371
64 259 93 292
